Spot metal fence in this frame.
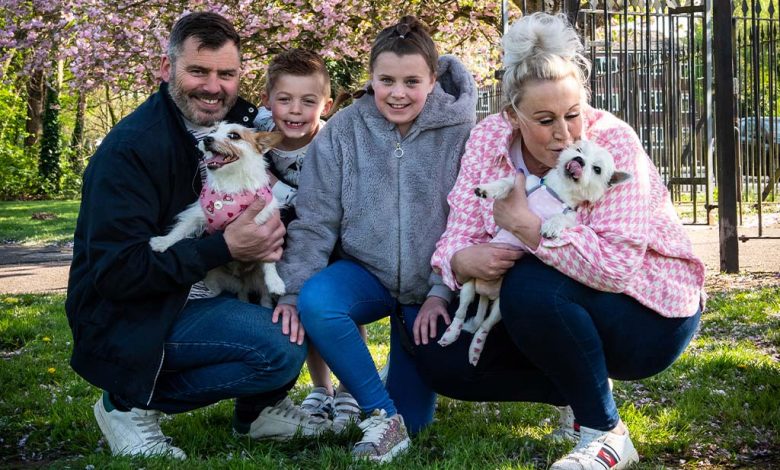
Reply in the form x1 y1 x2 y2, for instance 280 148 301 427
733 0 780 234
477 1 780 233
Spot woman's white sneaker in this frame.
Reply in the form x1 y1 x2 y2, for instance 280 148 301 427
352 409 410 463
93 394 186 459
550 425 639 470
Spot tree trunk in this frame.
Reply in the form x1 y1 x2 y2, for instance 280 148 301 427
105 84 118 127
25 68 45 148
39 79 62 195
70 90 86 174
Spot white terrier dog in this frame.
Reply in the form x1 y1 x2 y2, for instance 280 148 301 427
149 122 286 306
438 140 631 365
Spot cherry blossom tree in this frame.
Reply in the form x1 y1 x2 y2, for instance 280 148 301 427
2 0 505 96
0 0 509 195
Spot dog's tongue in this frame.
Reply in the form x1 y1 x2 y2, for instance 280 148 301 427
204 152 231 170
566 159 583 179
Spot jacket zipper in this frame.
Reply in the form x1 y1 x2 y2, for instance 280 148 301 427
394 140 404 298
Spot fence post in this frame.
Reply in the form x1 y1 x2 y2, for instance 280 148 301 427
704 0 716 225
713 0 740 272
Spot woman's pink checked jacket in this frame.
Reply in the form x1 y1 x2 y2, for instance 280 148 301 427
432 108 706 318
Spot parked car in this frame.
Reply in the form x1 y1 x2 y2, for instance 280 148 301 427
738 116 779 175
738 116 780 145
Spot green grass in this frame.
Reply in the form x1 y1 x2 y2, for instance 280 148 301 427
1 289 778 468
0 200 80 246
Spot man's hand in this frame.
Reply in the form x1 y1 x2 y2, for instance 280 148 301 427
273 303 305 345
223 199 285 262
451 243 524 284
413 296 450 345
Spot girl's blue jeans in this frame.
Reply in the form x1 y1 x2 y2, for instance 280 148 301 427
297 260 437 433
409 255 701 431
133 294 307 415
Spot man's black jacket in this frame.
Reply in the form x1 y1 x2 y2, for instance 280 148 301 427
66 82 258 405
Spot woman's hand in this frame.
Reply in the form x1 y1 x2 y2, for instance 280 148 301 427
272 303 305 345
451 243 524 284
413 296 450 345
492 172 542 250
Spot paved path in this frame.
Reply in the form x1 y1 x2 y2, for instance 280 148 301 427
0 224 778 295
0 245 72 295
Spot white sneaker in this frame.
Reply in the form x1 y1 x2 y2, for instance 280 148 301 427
352 409 410 463
549 406 580 442
332 391 361 433
239 397 332 440
93 394 186 459
550 425 639 469
300 387 333 419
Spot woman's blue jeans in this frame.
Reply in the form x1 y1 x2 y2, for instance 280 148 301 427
297 260 437 433
409 256 701 431
140 294 307 415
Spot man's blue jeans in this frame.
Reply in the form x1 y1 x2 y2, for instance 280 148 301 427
139 294 307 415
297 260 437 434
409 256 701 431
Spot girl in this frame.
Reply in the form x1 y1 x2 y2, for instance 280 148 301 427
274 16 477 462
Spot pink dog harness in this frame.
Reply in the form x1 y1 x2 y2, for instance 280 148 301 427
200 185 273 234
491 182 572 250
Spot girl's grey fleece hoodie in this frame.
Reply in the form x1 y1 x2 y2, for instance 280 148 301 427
278 54 477 306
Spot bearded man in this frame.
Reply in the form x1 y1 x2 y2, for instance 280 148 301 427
66 12 329 460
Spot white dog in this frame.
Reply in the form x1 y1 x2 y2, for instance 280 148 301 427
149 122 286 306
438 140 631 365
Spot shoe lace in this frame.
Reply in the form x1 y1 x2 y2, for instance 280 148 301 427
131 412 173 447
357 412 391 445
271 400 326 424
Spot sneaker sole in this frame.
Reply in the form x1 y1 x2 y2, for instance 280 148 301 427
361 436 411 464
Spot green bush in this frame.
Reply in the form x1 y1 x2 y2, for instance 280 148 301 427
0 81 84 200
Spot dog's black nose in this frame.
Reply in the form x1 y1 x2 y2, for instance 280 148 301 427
203 136 214 146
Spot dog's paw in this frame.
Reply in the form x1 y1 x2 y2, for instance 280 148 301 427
438 318 464 347
475 177 514 200
266 277 286 297
261 262 286 297
149 236 172 252
540 214 574 239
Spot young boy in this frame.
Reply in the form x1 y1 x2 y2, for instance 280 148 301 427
257 49 365 432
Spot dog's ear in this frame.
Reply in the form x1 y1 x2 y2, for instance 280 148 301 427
608 171 632 187
253 131 284 154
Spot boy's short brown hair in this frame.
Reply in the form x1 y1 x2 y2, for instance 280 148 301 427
265 49 331 98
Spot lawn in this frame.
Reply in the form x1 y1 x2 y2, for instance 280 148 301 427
1 200 778 468
0 200 80 246
1 288 778 469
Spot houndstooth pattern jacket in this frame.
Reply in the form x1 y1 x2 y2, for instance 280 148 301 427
431 109 706 318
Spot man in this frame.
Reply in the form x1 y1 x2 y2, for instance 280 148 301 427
66 12 329 460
